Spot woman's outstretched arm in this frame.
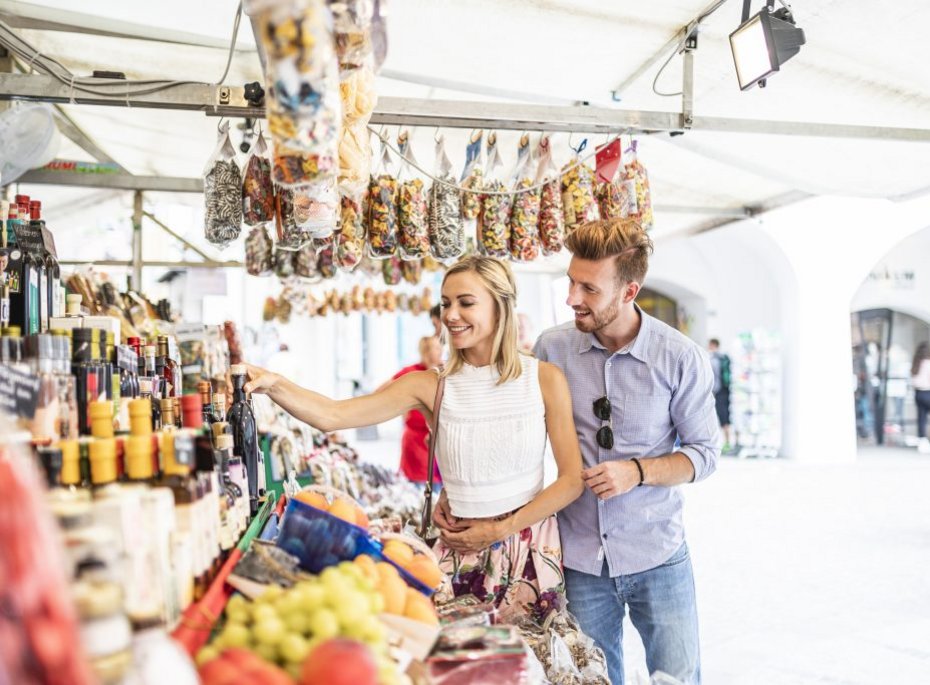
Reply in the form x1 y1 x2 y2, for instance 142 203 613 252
242 362 436 432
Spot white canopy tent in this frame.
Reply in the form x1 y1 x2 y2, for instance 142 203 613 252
0 0 927 285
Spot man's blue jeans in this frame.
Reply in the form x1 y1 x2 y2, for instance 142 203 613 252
564 542 701 685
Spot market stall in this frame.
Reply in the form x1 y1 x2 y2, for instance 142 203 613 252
3 1 930 684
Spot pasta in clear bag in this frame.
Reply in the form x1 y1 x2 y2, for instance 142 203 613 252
509 135 541 262
247 0 340 186
242 129 275 226
204 120 243 248
478 133 511 259
244 225 274 277
334 192 365 271
535 136 565 255
366 144 398 258
428 135 465 262
561 142 600 232
623 141 654 231
396 131 429 260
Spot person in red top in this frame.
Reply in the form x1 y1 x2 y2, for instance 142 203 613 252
382 336 443 483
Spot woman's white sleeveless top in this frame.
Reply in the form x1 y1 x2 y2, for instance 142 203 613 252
436 355 547 518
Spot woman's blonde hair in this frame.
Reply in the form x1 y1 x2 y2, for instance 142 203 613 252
441 255 522 384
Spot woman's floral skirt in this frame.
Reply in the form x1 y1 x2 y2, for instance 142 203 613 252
433 514 564 624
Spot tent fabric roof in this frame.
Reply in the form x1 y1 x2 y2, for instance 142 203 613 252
4 0 930 259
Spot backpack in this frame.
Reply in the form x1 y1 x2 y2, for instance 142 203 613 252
720 354 732 390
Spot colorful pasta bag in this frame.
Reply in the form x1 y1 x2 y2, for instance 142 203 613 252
366 142 398 258
396 131 430 260
623 141 654 231
560 139 599 231
242 129 275 226
460 131 485 221
508 134 541 262
382 254 402 286
477 133 511 259
535 136 565 255
334 192 365 271
244 225 274 276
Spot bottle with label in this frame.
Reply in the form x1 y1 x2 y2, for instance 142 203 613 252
51 329 79 439
28 200 51 331
140 345 162 431
0 200 9 329
226 364 264 516
1 325 28 371
72 328 100 435
156 430 197 612
25 333 61 441
6 200 40 335
213 424 248 535
157 335 179 398
197 380 217 430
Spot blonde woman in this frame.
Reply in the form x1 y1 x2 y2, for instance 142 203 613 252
242 255 584 621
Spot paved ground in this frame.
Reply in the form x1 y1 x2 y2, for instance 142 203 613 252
355 440 930 683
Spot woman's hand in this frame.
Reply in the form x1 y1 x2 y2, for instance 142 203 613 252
242 363 281 396
440 517 511 555
432 489 468 533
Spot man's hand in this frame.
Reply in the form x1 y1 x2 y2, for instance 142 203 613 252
432 489 468 533
582 460 642 500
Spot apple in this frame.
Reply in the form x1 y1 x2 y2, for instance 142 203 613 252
300 639 379 685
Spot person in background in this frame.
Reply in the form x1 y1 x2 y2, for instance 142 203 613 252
910 341 930 453
708 338 733 453
430 304 442 338
375 336 443 484
535 218 719 685
517 312 535 354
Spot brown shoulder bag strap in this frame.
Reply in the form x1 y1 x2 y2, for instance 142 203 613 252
419 370 446 538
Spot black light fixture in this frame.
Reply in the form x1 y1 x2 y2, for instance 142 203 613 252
729 1 806 90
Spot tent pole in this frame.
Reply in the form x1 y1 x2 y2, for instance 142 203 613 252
132 190 143 289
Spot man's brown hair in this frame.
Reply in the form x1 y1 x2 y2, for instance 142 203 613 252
565 218 654 285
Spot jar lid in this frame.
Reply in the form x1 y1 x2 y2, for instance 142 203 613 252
128 398 152 417
89 401 113 419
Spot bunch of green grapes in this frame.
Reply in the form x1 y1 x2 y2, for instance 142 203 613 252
197 562 402 684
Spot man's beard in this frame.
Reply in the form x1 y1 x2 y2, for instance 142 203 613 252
573 300 621 333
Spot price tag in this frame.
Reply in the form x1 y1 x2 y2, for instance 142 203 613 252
0 365 41 420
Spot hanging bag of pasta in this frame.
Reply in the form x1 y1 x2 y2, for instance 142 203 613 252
366 141 398 258
294 239 321 279
460 131 484 222
561 138 599 232
292 184 338 239
273 245 296 279
204 120 243 248
244 225 274 276
246 0 341 188
382 254 402 286
478 133 511 259
428 133 465 262
593 138 633 220
275 186 304 247
242 128 275 226
400 258 422 285
334 191 365 271
317 242 336 279
509 134 541 262
534 136 565 255
396 131 430 260
623 141 654 231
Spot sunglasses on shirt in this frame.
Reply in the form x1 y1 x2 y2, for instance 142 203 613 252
593 396 614 449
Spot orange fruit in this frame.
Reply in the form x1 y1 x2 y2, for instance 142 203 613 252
328 499 358 525
382 540 414 568
405 555 444 590
355 508 370 529
354 555 379 585
294 490 329 511
403 588 439 626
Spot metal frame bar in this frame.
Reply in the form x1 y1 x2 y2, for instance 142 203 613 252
19 169 203 192
3 74 930 142
58 259 244 268
131 190 143 289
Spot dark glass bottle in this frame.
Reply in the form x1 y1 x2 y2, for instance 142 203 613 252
28 201 51 332
156 431 197 611
197 380 217 431
7 200 41 335
226 364 263 516
141 345 162 431
157 335 179 398
72 328 99 435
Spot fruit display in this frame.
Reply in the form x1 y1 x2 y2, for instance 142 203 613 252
197 562 403 684
380 536 444 592
353 555 439 626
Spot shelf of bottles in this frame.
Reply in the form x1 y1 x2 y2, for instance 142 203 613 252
730 329 782 459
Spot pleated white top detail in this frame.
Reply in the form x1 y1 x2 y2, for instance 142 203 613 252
436 355 546 518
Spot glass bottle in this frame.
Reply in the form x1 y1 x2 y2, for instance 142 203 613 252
157 335 178 398
140 345 162 431
214 427 248 534
197 380 217 430
72 328 100 435
28 200 51 332
1 325 28 371
51 329 79 439
156 430 197 612
226 364 263 516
